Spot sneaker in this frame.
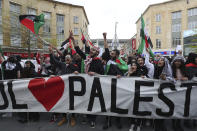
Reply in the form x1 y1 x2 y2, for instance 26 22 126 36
50 115 57 123
81 115 87 125
90 121 95 128
81 118 87 125
58 117 67 126
70 117 76 127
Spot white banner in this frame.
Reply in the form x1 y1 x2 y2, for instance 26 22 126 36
0 74 197 119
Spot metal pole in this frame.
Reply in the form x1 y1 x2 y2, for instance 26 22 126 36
114 22 118 49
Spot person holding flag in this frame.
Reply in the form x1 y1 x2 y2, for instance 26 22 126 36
72 30 104 128
137 16 154 79
102 32 127 130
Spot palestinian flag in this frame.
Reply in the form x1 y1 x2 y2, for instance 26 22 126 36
137 16 154 58
81 33 86 44
19 14 45 34
68 39 76 55
105 57 128 75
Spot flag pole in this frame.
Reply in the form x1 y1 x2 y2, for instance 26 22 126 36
36 35 50 46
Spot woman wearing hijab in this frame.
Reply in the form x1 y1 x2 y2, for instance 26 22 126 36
153 56 173 131
171 56 189 131
126 62 143 131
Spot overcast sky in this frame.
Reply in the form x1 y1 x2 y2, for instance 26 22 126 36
56 0 171 39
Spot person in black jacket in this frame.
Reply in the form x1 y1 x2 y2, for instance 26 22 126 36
49 45 79 127
153 56 173 131
70 30 104 128
102 32 123 130
125 62 141 77
136 56 148 78
185 53 197 80
18 61 39 123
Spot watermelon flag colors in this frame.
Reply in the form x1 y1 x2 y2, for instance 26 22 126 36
19 14 45 34
137 16 154 58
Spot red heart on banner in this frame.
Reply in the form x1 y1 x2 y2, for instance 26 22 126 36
28 76 64 111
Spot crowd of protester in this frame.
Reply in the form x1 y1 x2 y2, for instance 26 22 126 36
0 30 197 131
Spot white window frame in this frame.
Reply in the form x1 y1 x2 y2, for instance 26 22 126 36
56 14 65 47
172 38 181 48
188 21 197 29
73 16 79 24
172 11 181 19
156 39 161 49
156 14 161 22
43 12 51 33
10 2 21 46
27 8 37 48
172 24 181 32
188 8 197 17
73 28 79 35
156 26 161 34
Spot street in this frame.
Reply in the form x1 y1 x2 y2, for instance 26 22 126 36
0 113 196 131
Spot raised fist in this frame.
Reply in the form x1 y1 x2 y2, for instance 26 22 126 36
103 32 107 39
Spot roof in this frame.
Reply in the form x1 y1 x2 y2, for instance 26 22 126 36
135 0 176 24
45 0 89 24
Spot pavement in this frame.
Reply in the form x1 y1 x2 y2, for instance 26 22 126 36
0 113 196 131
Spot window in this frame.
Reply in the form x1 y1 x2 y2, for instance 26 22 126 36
43 12 51 33
156 39 161 49
42 12 51 49
27 8 37 48
28 8 36 15
156 14 161 22
0 0 2 45
10 2 21 46
172 38 181 48
188 21 197 29
73 28 79 35
56 14 64 47
73 16 79 24
188 8 197 17
172 11 181 19
156 26 161 34
172 24 181 32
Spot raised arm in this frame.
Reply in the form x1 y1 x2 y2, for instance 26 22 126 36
103 32 110 61
85 41 90 54
103 32 109 49
49 45 62 67
69 30 86 59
